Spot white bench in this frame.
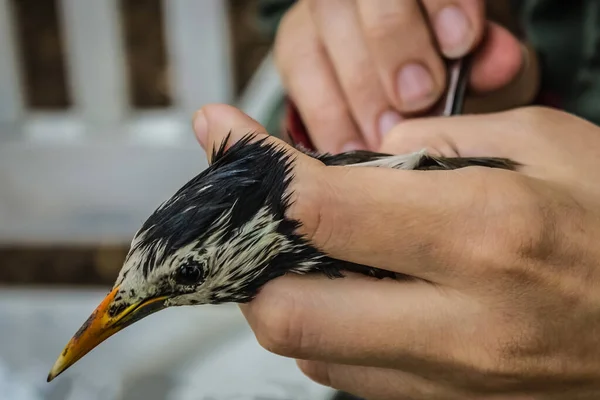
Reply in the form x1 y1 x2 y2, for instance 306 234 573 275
0 0 283 245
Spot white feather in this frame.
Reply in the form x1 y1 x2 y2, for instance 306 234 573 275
346 149 428 169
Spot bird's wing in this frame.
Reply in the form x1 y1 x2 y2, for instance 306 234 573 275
312 150 394 166
299 146 518 171
342 150 429 169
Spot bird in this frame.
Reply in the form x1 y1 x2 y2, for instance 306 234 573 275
46 131 519 382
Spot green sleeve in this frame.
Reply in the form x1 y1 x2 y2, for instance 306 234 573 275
518 0 600 126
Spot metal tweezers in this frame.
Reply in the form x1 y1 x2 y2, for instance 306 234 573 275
284 56 471 150
437 56 471 117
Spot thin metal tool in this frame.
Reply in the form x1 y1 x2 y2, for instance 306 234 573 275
437 55 472 117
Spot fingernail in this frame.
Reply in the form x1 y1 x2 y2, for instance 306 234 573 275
434 6 472 57
193 109 208 149
397 63 436 109
341 140 366 152
378 110 403 137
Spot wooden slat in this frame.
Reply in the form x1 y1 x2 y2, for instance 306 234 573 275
163 0 234 117
59 0 128 126
7 0 72 110
0 0 24 126
228 0 273 95
120 0 172 108
0 245 127 286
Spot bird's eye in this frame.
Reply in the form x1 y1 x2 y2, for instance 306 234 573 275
175 259 205 286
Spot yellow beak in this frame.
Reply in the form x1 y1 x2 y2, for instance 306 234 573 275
47 286 168 382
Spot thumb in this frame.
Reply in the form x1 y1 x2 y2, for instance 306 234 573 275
192 103 324 170
192 103 272 162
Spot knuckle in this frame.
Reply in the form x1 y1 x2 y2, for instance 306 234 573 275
306 170 351 251
472 331 534 385
297 361 332 387
362 11 407 41
300 103 356 153
505 179 558 263
514 105 546 120
439 171 548 286
251 290 306 357
512 183 587 267
510 106 554 132
307 100 350 128
341 64 376 97
472 174 548 267
381 120 452 155
382 119 420 146
288 167 353 255
484 316 552 380
447 314 541 389
286 164 333 245
464 172 582 296
517 106 594 148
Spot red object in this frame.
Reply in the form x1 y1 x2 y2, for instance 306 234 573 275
284 97 316 151
282 58 467 151
534 90 563 110
283 64 563 151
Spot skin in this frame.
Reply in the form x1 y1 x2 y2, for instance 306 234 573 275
193 103 600 399
274 0 540 153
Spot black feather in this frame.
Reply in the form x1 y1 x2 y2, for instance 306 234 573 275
309 148 519 170
130 133 519 302
131 132 296 278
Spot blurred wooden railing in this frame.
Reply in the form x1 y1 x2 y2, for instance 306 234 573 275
0 0 277 286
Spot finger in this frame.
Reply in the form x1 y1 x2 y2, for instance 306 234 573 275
467 22 528 94
297 361 465 400
275 3 366 153
240 273 487 373
195 103 460 284
464 39 539 114
193 103 325 171
422 0 485 58
192 103 269 161
356 0 447 113
379 107 600 186
377 108 546 163
307 0 403 143
289 153 529 285
195 105 533 287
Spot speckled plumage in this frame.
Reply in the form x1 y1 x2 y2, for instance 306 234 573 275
108 132 518 311
46 131 520 383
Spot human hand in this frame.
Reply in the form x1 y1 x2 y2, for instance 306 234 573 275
275 0 539 153
194 104 600 399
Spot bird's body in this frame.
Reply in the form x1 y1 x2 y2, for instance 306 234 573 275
47 132 518 381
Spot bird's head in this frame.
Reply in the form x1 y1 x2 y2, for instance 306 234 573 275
47 134 312 382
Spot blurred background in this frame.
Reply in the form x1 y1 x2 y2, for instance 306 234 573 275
0 0 333 399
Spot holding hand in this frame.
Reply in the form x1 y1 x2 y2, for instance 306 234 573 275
275 0 538 153
194 104 600 399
